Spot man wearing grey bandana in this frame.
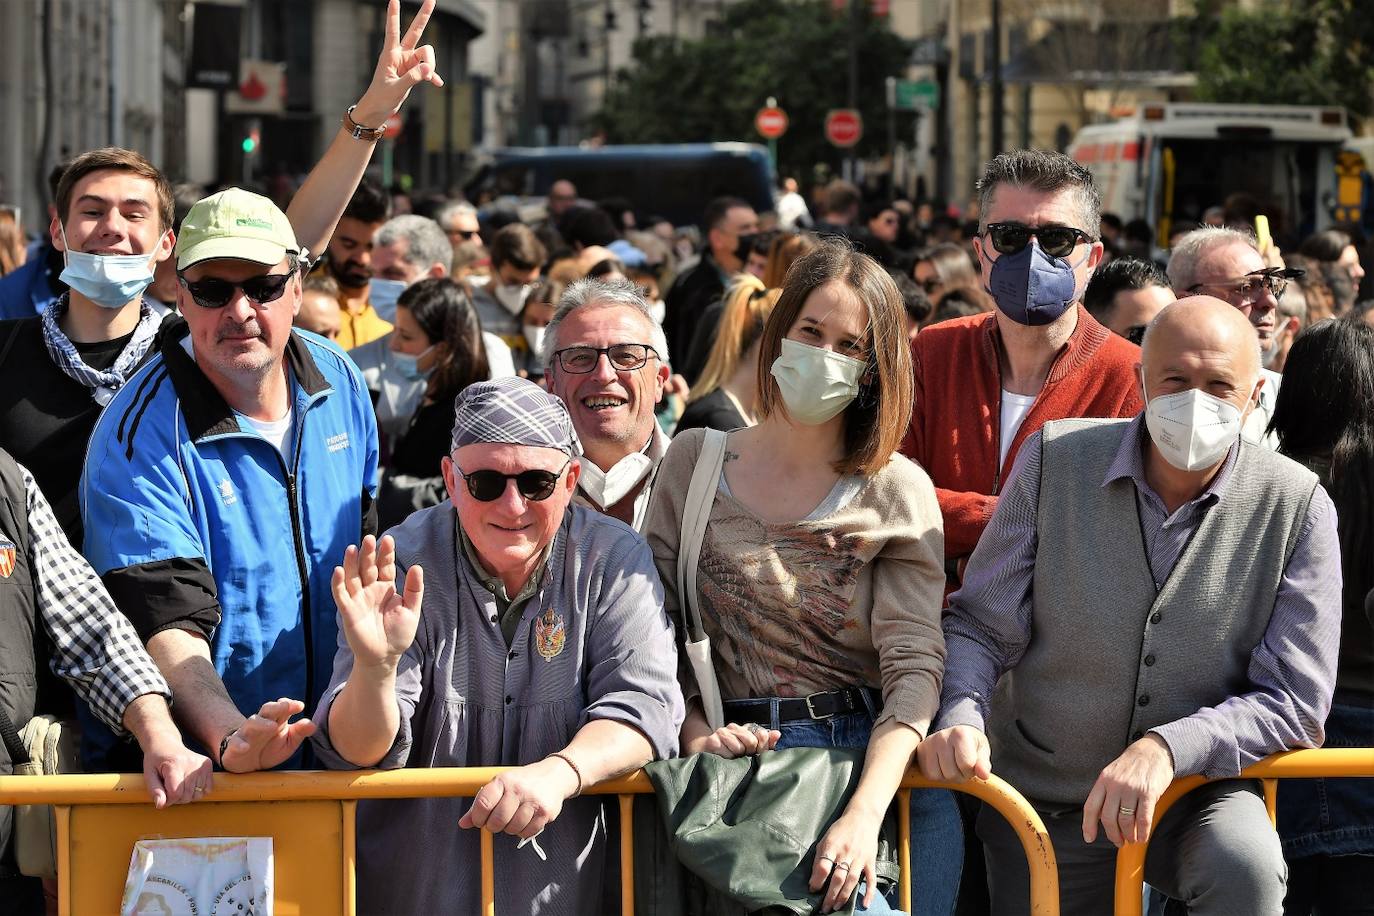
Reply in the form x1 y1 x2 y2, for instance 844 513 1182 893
313 376 684 915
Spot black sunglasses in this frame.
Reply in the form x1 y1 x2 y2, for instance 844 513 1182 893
454 458 571 502
178 272 294 309
984 222 1093 259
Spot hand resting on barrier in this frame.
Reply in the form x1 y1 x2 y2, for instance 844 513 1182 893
915 725 992 783
679 702 781 759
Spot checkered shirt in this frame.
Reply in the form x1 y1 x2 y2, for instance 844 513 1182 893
21 462 169 734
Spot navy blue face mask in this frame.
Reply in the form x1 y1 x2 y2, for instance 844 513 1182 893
985 238 1087 326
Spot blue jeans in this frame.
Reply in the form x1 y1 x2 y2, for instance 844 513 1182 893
1277 697 1374 858
725 694 964 916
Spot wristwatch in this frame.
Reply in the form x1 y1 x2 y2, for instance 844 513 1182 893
342 105 385 142
217 726 239 769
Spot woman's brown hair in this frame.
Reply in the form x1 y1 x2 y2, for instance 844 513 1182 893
755 241 914 476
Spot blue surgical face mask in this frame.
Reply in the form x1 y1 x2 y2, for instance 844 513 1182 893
58 225 158 310
391 344 436 382
369 278 408 324
984 238 1088 326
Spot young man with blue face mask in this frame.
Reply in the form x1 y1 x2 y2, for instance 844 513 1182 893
900 149 1144 590
919 297 1341 915
0 148 175 549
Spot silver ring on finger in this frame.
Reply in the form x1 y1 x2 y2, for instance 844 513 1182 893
834 861 852 872
1118 805 1136 816
817 854 834 863
746 722 767 739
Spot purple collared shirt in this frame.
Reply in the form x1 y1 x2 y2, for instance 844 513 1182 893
934 415 1342 778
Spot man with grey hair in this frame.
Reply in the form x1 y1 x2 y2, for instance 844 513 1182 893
348 214 514 449
1165 225 1301 445
368 213 453 322
900 149 1143 584
920 296 1340 915
541 278 671 530
313 375 683 914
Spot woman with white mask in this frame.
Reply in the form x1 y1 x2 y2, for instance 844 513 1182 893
643 243 961 915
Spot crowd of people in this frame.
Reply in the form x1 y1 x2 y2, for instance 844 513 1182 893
0 4 1369 915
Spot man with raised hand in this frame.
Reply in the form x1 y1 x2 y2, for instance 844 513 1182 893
314 377 682 914
79 0 445 773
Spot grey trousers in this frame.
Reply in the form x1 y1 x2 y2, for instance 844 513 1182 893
977 779 1286 916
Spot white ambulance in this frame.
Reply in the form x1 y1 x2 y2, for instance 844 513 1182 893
1068 103 1351 247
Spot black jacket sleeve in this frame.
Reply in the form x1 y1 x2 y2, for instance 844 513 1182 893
101 558 221 643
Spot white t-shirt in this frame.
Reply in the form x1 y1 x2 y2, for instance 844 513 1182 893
999 390 1038 468
241 404 296 456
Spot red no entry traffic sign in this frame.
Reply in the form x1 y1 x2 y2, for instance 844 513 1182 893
825 109 863 148
755 106 789 139
383 114 404 139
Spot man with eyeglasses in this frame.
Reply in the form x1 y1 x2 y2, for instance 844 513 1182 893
1166 226 1302 447
901 150 1144 590
541 278 672 531
312 376 683 915
79 187 381 776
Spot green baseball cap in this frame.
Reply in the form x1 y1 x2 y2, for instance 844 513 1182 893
175 187 300 271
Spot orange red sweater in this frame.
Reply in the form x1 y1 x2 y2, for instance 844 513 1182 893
900 306 1145 561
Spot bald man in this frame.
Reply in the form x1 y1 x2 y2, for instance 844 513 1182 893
918 297 1342 914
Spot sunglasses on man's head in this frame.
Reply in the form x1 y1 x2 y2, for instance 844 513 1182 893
178 272 294 309
454 458 571 502
983 222 1093 259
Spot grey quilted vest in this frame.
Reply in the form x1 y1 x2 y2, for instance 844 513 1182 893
989 418 1317 806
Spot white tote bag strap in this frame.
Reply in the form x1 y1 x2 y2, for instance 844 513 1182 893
675 428 729 730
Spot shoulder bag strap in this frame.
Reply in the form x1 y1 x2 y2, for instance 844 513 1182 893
675 429 728 642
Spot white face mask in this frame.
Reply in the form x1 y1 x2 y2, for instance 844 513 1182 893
1143 382 1250 472
577 450 654 509
494 282 531 315
769 338 867 426
522 323 546 356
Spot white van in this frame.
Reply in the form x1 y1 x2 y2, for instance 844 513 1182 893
1068 104 1351 246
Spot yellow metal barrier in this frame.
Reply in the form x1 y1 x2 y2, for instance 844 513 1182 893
1114 748 1374 916
0 766 1060 915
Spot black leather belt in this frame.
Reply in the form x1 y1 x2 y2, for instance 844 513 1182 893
723 686 877 726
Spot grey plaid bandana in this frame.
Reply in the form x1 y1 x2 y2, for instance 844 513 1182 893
41 293 162 406
450 377 581 456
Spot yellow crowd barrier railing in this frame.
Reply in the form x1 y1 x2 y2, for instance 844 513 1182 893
0 765 1060 915
1114 748 1374 916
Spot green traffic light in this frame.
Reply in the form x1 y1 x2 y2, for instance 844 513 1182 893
242 137 256 153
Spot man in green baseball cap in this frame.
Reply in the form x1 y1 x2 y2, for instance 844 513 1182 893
78 0 449 777
175 187 301 272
